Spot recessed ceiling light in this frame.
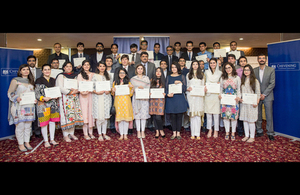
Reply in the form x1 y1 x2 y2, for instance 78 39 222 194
239 38 243 40
37 39 42 41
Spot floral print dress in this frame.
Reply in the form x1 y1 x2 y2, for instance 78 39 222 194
220 75 241 120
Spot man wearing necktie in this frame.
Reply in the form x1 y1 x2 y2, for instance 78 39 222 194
161 46 178 71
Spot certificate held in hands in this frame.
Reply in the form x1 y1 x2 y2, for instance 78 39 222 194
64 78 78 89
20 92 36 105
78 81 94 92
242 93 257 105
221 94 236 106
115 84 130 96
135 88 149 99
206 83 220 93
44 87 61 98
150 88 164 99
95 81 111 92
168 84 182 94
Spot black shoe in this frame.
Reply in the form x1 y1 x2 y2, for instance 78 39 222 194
255 132 264 137
268 135 275 141
149 127 155 132
184 127 190 132
110 128 116 133
128 129 133 135
166 125 172 131
238 132 244 137
35 134 42 138
201 126 207 133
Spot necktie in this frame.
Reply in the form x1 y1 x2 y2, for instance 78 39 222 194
169 56 172 71
132 54 135 62
80 53 82 58
114 54 116 59
155 53 158 60
188 52 191 61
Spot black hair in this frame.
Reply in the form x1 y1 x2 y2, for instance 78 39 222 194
199 42 206 47
186 41 193 46
188 60 203 80
96 42 104 48
171 62 181 74
111 43 118 48
130 43 138 48
141 40 148 45
27 55 36 61
115 67 129 85
96 61 110 80
80 60 90 80
150 67 165 88
213 42 220 47
42 63 51 70
154 43 160 47
140 51 149 57
174 42 181 46
77 42 84 47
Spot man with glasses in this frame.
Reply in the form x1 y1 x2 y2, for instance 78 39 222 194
161 46 179 71
90 42 107 72
181 41 198 61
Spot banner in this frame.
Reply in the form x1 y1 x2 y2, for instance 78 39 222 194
268 39 300 138
0 47 33 138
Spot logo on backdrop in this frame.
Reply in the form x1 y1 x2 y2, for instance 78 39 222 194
1 68 19 76
269 62 300 71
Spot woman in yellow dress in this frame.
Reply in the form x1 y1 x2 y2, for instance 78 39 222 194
111 67 134 140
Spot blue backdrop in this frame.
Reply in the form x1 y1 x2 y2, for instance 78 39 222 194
268 39 300 138
144 36 169 55
0 47 33 138
113 37 140 54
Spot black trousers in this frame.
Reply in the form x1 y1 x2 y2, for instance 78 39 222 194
152 115 164 130
170 113 183 132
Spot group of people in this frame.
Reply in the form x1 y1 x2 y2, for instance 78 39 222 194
7 40 275 152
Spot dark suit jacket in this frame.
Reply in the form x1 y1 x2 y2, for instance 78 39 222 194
181 51 198 61
161 55 179 71
224 50 245 65
47 52 69 65
113 65 135 82
89 52 107 73
254 66 275 101
71 53 90 73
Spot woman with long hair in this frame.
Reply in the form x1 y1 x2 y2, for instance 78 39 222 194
7 64 36 151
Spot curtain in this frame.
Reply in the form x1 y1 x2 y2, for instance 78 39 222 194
113 37 140 54
143 36 170 55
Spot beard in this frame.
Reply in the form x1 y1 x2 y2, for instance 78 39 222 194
259 60 266 65
97 48 104 52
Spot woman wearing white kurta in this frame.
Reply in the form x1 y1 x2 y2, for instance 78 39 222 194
204 58 222 138
92 62 113 141
186 60 205 139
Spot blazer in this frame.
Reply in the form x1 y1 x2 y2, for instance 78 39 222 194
181 51 198 61
141 62 156 81
131 53 141 68
113 65 136 82
47 52 69 65
173 51 184 59
161 55 179 71
89 52 106 73
254 65 275 101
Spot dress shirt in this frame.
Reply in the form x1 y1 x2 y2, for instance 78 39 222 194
141 62 148 76
97 52 103 63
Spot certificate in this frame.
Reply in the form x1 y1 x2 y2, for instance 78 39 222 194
50 69 63 78
206 83 220 93
20 92 35 105
168 83 182 94
135 88 150 99
95 81 111 92
186 61 192 69
242 93 258 105
150 88 164 99
73 57 86 67
154 60 161 68
221 94 236 106
147 51 154 59
58 59 66 69
64 78 78 89
228 51 241 60
196 54 208 63
44 87 61 98
78 81 94 92
115 84 130 96
214 49 227 58
190 85 205 96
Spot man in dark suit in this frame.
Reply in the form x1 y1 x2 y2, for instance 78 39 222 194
181 41 198 61
113 54 135 81
90 42 106 73
161 46 179 72
254 54 275 141
153 43 165 61
47 42 69 65
71 42 90 73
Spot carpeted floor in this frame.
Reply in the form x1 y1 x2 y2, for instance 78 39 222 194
1 121 300 162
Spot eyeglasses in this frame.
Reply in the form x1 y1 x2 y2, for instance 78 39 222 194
119 72 126 75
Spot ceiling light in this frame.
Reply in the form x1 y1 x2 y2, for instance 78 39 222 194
239 38 243 40
37 39 42 41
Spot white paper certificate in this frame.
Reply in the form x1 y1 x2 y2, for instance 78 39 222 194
186 61 192 69
190 85 205 96
64 78 78 89
115 84 130 96
228 51 241 60
73 57 86 67
214 49 227 58
50 69 63 78
150 88 164 99
44 87 61 98
78 81 94 92
221 94 236 106
154 60 161 68
206 83 220 94
147 51 154 59
20 92 35 105
196 54 208 63
135 88 150 99
58 59 66 69
95 81 111 92
169 84 182 94
242 93 257 105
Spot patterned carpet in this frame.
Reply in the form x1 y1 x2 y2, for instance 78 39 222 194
1 121 300 162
